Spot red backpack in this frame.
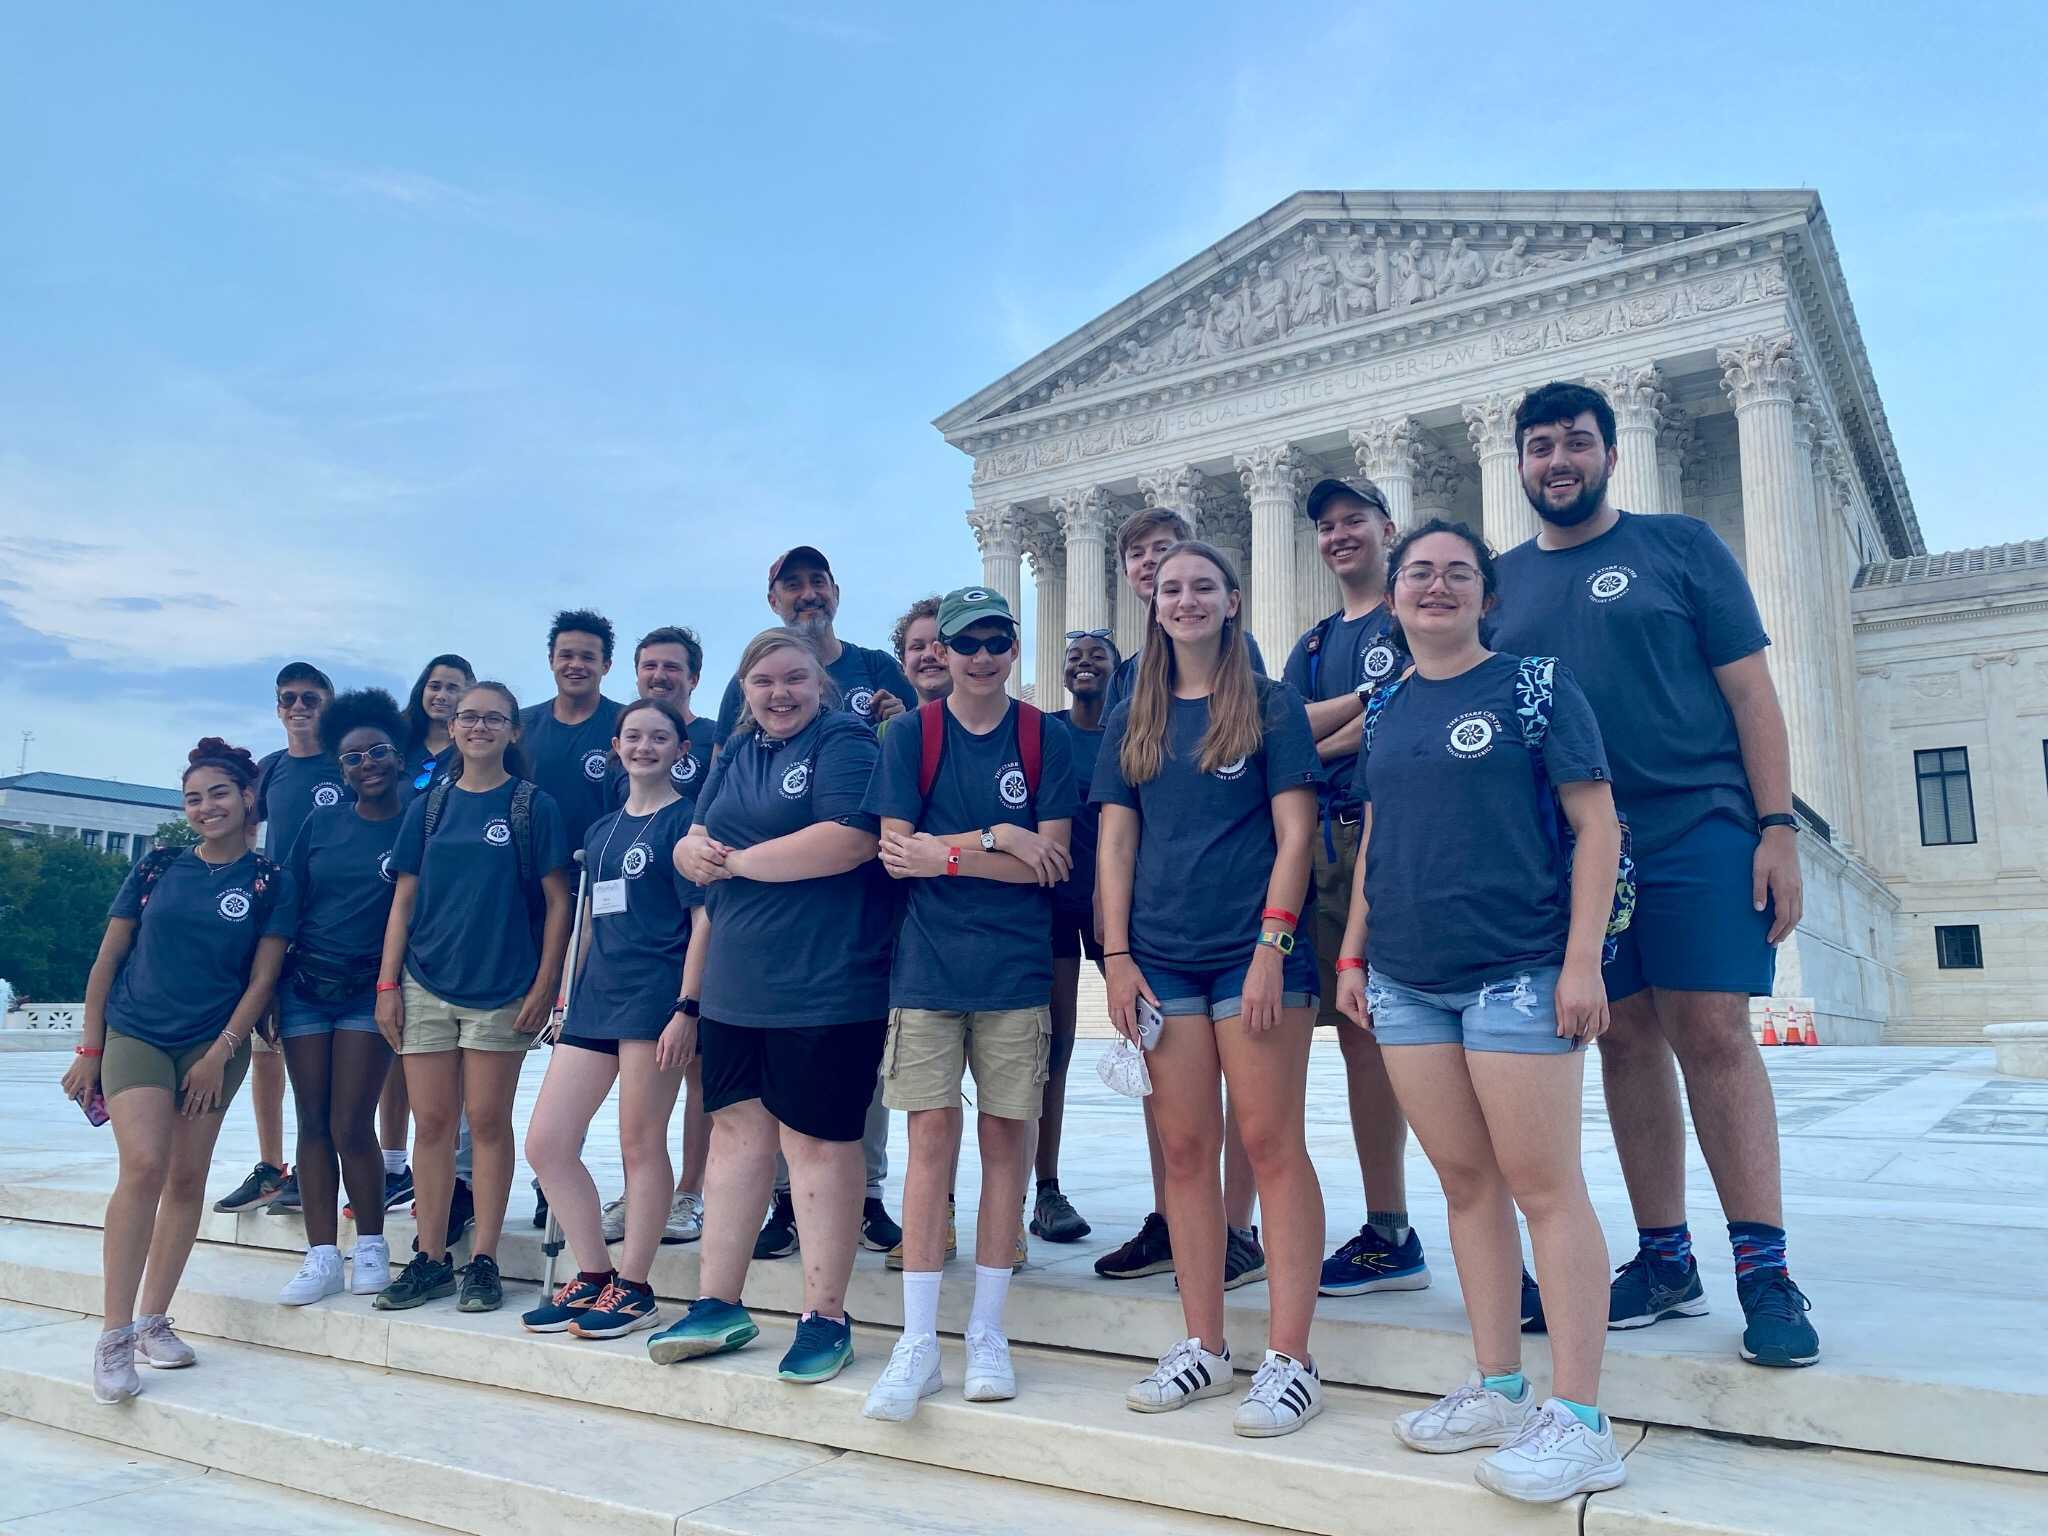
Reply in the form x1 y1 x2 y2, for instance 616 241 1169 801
917 699 1043 803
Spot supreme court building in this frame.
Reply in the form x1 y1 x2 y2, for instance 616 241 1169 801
935 191 2048 1044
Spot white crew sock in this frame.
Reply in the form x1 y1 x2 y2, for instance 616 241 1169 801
383 1149 406 1175
969 1263 1011 1338
901 1268 942 1341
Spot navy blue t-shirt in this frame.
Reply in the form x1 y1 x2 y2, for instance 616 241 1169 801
1282 605 1405 819
1051 708 1106 921
1490 512 1768 856
390 779 570 1009
1358 653 1610 992
518 696 625 851
610 714 718 809
256 749 348 864
105 850 301 1051
1102 633 1267 721
290 805 403 964
573 799 696 1040
1091 678 1318 972
692 709 891 1028
715 642 914 738
865 701 1080 1012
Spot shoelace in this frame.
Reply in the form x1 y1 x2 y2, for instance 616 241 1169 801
1143 1337 1206 1387
1424 1381 1492 1423
551 1275 596 1307
136 1314 178 1346
878 1336 934 1383
587 1281 632 1315
95 1330 134 1371
1745 1271 1811 1323
1243 1355 1302 1407
1505 1405 1575 1457
966 1332 1008 1371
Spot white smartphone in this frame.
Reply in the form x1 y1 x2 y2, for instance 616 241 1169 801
1136 995 1165 1051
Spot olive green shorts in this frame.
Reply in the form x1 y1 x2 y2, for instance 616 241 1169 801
102 1028 253 1113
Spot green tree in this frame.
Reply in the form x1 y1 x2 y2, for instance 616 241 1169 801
154 817 199 849
0 834 133 999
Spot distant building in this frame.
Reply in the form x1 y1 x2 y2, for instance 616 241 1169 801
0 772 184 863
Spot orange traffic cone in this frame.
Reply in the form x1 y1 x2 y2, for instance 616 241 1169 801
1783 1015 1807 1047
1759 1005 1779 1047
1798 1012 1819 1046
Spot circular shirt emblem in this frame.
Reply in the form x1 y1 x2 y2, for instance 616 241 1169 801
483 818 513 846
622 843 650 879
846 687 876 719
1447 715 1495 757
377 851 395 884
1361 643 1397 681
312 783 342 808
780 761 812 799
1213 755 1249 781
997 767 1029 808
671 754 700 785
217 889 253 922
581 749 610 782
1588 568 1632 602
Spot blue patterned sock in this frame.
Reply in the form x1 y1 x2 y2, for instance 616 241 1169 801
1557 1396 1605 1431
1729 1221 1788 1278
1638 1222 1692 1267
1481 1370 1527 1402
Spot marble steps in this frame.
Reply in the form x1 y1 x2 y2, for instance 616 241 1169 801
5 1231 2047 1536
0 1298 1294 1536
4 1177 2044 1475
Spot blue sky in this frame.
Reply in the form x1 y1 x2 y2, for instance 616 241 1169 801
3 2 2042 781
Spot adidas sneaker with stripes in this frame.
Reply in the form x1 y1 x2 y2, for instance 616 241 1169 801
1233 1349 1323 1437
1126 1337 1233 1412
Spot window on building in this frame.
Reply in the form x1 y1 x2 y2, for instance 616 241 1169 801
1935 925 1983 969
81 829 102 850
106 832 128 858
1914 747 1977 846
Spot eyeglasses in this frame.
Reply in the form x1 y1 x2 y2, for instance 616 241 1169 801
1064 628 1113 643
1395 563 1480 590
942 632 1016 657
453 711 513 730
277 690 326 709
338 744 400 769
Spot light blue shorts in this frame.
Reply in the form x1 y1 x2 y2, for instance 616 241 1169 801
1365 963 1578 1055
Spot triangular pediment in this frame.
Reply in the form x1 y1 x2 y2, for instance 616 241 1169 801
935 189 1817 434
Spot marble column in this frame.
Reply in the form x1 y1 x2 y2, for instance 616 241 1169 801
1205 502 1252 599
1294 516 1339 635
1024 518 1067 713
1412 437 1468 521
1805 414 1862 845
1719 333 1828 816
1115 570 1148 658
1589 363 1666 516
967 505 1025 694
1350 415 1420 528
1657 405 1692 518
1234 442 1310 665
1464 391 1536 552
1052 486 1113 649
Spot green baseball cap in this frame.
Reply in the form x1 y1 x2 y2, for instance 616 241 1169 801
936 585 1016 640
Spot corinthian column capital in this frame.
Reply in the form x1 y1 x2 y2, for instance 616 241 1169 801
966 503 1026 558
1233 443 1311 504
1718 333 1799 412
1588 363 1667 433
1462 391 1524 459
1349 415 1422 482
1050 485 1114 544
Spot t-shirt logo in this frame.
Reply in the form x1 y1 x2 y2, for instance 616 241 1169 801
997 766 1029 809
581 749 610 782
1588 567 1635 603
671 754 700 785
484 819 513 846
1213 755 1250 781
377 851 395 884
1447 713 1497 759
1361 643 1398 682
312 783 342 808
217 889 253 922
846 687 876 719
622 844 650 879
780 761 812 799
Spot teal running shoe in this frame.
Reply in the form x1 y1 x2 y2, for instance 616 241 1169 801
648 1296 759 1365
777 1312 855 1384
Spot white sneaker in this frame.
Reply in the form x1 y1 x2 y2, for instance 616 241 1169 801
133 1313 195 1368
350 1235 391 1295
1394 1373 1539 1453
280 1246 345 1306
92 1326 141 1404
1126 1337 1232 1413
1475 1399 1627 1503
601 1195 628 1244
963 1329 1016 1402
664 1191 704 1245
863 1334 943 1421
1233 1349 1322 1437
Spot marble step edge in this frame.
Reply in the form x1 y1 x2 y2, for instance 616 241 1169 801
0 1304 1304 1536
4 1186 2042 1477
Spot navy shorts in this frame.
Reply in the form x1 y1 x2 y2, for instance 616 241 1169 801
1051 903 1104 964
1603 813 1777 1002
1142 943 1319 1023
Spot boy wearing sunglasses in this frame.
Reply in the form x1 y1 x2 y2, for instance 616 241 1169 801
860 586 1079 1420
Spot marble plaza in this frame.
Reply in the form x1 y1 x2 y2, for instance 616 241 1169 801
938 191 2048 1047
1 1041 2044 1533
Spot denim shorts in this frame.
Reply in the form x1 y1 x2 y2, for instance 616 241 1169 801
278 989 381 1040
1603 812 1777 1001
1365 963 1578 1055
1143 944 1319 1023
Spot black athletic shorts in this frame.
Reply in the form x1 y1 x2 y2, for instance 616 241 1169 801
1050 904 1104 964
556 1032 620 1056
699 1016 886 1143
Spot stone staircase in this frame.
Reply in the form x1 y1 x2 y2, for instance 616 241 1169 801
1 1184 2042 1535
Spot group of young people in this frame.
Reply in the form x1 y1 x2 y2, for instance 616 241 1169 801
61 380 1819 1506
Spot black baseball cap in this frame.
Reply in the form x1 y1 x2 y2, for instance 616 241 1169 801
1304 477 1391 523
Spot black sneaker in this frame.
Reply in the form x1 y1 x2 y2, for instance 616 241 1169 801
859 1197 901 1253
213 1161 285 1213
1094 1211 1173 1279
1223 1225 1266 1291
1738 1268 1819 1368
384 1164 415 1211
1029 1183 1091 1243
457 1253 504 1312
447 1178 476 1249
373 1251 455 1311
1608 1249 1709 1330
266 1170 303 1214
1521 1266 1547 1333
530 1178 548 1230
754 1190 798 1260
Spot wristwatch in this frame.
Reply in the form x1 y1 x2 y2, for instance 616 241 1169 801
675 997 700 1017
1757 813 1798 833
979 827 998 853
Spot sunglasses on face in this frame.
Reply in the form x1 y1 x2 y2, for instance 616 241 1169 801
943 631 1016 657
1064 629 1113 642
277 690 325 709
338 744 400 769
453 710 513 730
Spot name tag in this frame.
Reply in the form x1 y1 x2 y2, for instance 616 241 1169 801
591 879 628 916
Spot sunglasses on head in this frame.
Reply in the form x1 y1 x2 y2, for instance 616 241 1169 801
943 631 1016 657
338 743 399 769
277 690 325 709
1064 628 1113 643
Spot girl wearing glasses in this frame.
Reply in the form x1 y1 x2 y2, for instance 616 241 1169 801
276 689 409 1306
400 654 475 798
1093 542 1327 1438
374 682 572 1315
1333 518 1625 1503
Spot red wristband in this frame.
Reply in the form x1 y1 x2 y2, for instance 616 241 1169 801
376 981 402 994
74 1045 104 1057
1335 957 1366 973
1260 907 1298 927
944 847 961 876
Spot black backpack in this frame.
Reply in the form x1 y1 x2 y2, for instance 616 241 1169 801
421 776 547 941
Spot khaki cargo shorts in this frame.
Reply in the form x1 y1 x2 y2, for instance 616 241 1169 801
881 1006 1049 1121
400 979 535 1055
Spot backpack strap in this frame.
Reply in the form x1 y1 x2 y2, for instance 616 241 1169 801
421 776 454 839
1301 612 1337 698
508 780 537 888
246 852 282 925
252 749 285 824
1017 701 1043 798
1515 656 1558 755
132 846 184 913
916 700 947 798
1359 672 1408 758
